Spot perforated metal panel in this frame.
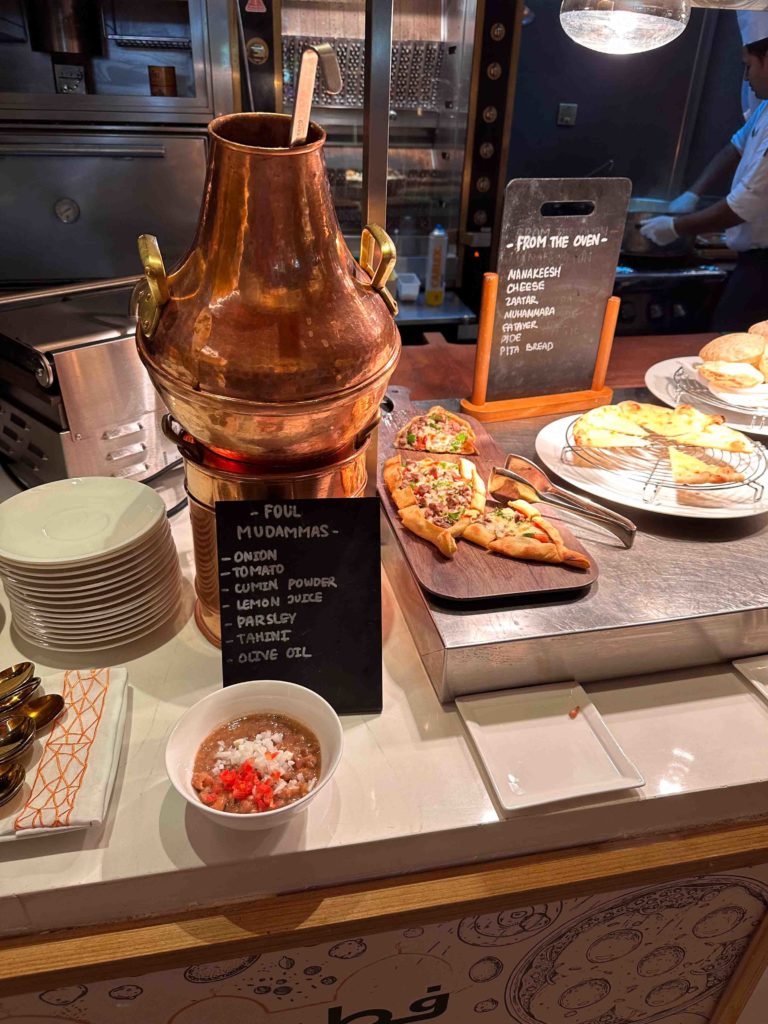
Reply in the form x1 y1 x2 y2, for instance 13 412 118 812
282 37 447 111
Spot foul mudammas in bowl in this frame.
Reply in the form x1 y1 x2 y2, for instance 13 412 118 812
192 713 321 813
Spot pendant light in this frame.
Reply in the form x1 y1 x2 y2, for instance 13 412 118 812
559 0 690 54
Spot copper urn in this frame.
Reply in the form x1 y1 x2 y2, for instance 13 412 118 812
135 112 401 644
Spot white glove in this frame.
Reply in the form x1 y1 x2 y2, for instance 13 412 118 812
640 215 679 247
668 190 699 214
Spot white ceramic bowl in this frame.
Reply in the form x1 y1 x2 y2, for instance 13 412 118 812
165 679 343 830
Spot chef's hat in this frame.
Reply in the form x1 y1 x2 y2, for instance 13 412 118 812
738 11 768 46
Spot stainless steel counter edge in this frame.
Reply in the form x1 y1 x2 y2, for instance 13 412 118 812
382 505 768 702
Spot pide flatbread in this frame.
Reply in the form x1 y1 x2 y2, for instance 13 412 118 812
383 454 485 558
668 447 745 485
463 500 591 570
395 406 477 454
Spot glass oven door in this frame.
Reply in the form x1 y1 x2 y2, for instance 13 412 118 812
278 0 478 327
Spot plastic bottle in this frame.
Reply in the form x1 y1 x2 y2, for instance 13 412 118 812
425 224 447 306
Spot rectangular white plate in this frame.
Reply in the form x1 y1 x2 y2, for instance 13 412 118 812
456 682 645 814
733 655 768 706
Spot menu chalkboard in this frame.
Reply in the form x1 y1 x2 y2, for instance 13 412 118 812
486 177 630 402
216 498 382 714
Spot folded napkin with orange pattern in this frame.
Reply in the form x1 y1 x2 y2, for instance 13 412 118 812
0 667 127 839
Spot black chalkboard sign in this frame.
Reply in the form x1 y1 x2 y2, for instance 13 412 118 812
486 177 630 402
216 498 382 715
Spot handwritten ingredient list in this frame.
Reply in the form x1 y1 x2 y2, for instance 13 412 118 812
488 178 630 402
216 498 382 714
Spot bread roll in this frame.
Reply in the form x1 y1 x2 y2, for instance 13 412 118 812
698 360 765 389
699 333 765 367
759 349 768 379
748 320 768 340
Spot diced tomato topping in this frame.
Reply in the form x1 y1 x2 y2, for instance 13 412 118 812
214 757 283 809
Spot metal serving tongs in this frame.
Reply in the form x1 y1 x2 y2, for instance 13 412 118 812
289 44 343 147
489 455 637 549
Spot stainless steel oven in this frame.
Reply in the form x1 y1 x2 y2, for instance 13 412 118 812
0 0 233 126
0 281 177 487
0 0 236 284
613 262 730 335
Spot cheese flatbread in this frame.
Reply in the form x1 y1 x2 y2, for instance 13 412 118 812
575 401 752 453
463 500 591 570
395 406 477 454
573 427 650 449
668 447 744 485
671 423 753 453
383 455 485 558
616 401 720 436
573 405 649 444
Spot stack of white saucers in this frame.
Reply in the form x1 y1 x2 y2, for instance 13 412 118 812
0 477 182 651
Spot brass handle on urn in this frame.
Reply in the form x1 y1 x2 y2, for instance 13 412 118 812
161 413 205 465
135 233 170 339
360 223 398 316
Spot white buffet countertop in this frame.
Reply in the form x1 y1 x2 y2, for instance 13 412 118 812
1 494 768 939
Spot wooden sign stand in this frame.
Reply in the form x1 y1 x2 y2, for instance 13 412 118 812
460 272 621 423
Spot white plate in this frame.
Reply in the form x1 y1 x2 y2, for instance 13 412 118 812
535 414 768 519
732 655 768 705
0 519 173 580
8 575 182 630
0 478 165 566
12 603 181 651
645 356 768 436
456 682 644 814
12 584 181 639
2 542 180 603
8 581 182 634
0 517 171 580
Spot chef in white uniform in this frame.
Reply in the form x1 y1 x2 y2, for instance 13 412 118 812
740 12 768 119
641 19 768 329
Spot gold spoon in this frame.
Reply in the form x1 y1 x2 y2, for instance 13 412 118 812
23 694 65 731
0 662 34 705
0 762 24 808
0 714 35 765
0 677 41 717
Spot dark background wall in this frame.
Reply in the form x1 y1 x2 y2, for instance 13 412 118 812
684 11 744 197
506 4 744 199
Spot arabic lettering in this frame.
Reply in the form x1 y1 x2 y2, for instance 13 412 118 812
327 985 450 1024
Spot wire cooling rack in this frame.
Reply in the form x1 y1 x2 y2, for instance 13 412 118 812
563 420 767 506
671 365 768 431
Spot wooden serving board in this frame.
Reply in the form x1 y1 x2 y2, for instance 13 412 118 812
378 387 598 603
